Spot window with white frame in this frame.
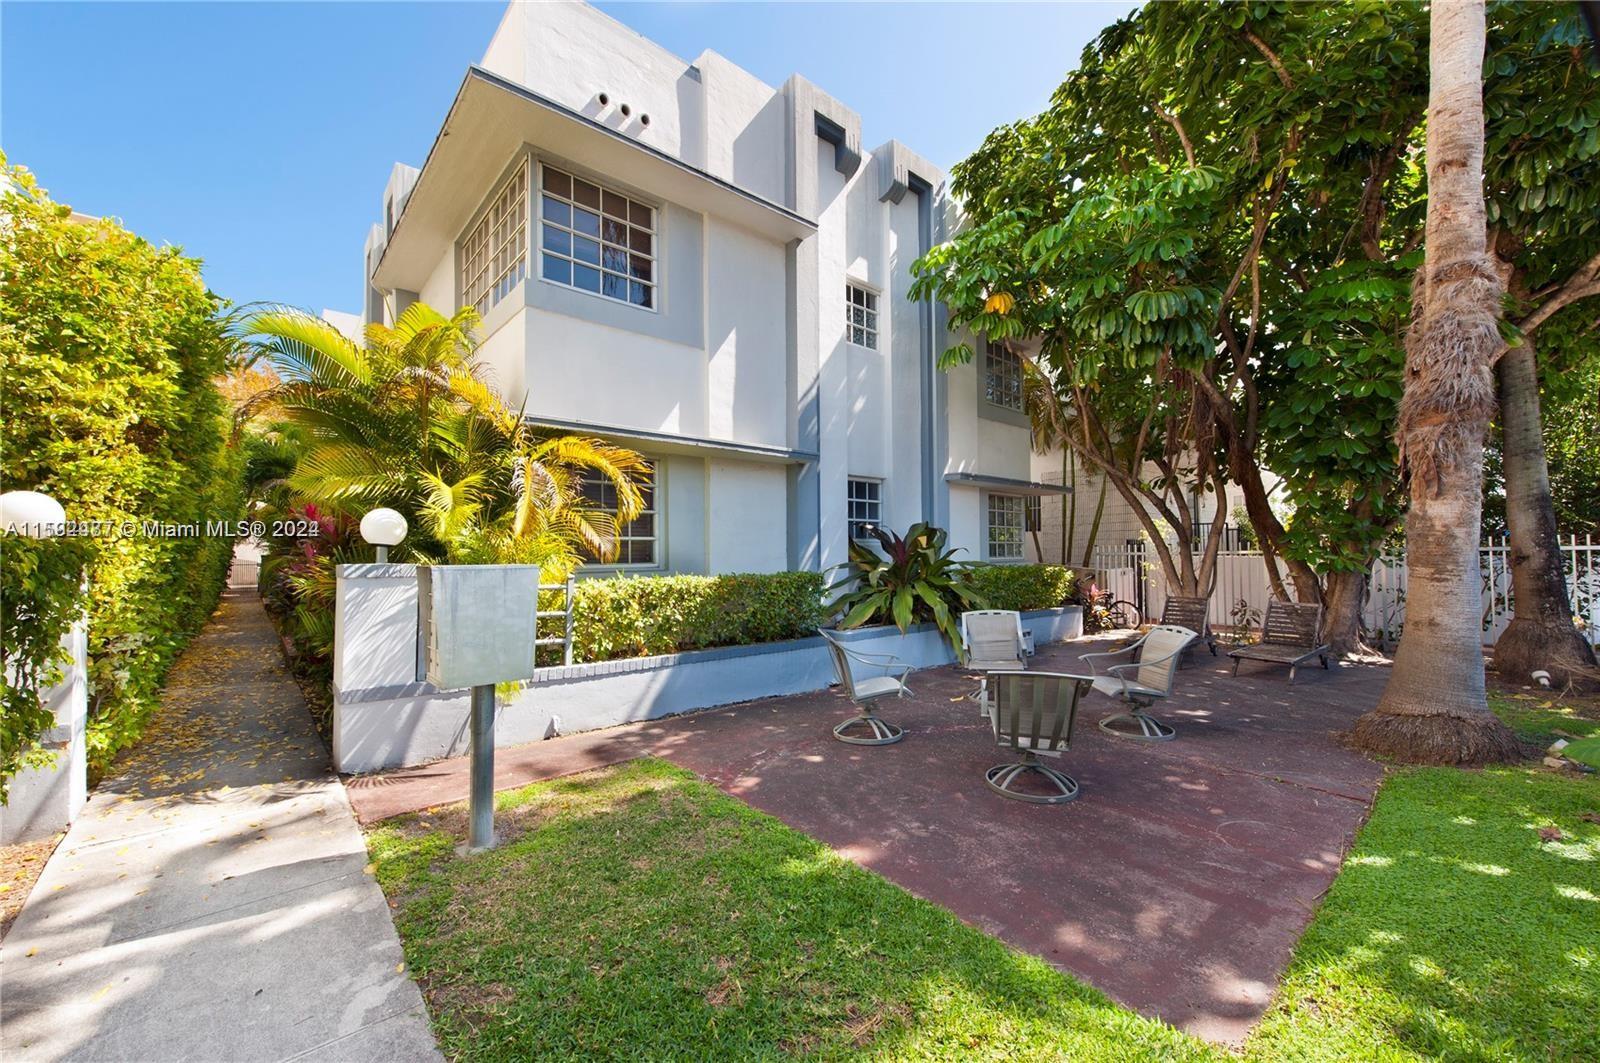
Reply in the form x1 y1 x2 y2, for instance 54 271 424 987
460 159 529 317
579 460 657 566
846 283 878 349
847 478 882 540
984 341 1023 411
1025 495 1042 533
539 165 656 309
987 494 1025 560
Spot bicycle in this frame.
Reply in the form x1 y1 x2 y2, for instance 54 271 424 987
1076 582 1144 633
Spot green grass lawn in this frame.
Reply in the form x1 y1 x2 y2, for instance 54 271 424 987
367 703 1599 1061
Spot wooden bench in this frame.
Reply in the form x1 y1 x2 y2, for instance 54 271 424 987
1159 595 1217 658
1227 599 1330 684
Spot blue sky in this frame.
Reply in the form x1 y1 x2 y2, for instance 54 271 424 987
3 1 1135 315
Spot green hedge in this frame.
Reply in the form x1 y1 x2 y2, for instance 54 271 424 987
967 564 1079 612
564 571 827 663
1 161 244 785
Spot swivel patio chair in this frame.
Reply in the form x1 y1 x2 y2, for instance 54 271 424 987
1227 599 1330 684
819 628 909 745
960 609 1027 719
985 671 1093 804
1158 595 1217 658
1079 624 1195 741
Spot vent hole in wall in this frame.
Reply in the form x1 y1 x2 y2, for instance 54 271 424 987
598 92 609 106
640 114 650 127
620 103 631 117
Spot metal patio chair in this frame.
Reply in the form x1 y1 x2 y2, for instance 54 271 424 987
985 671 1093 804
1158 595 1217 658
1079 624 1195 741
819 628 909 746
1227 599 1330 684
961 610 1027 719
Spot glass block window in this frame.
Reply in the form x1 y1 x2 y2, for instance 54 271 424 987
579 461 657 566
847 478 882 540
846 283 878 349
987 494 1025 561
985 341 1023 411
540 165 655 309
460 159 528 317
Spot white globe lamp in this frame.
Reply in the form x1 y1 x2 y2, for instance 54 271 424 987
0 490 66 539
359 507 407 563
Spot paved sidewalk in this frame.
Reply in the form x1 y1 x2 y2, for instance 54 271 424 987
1 590 440 1062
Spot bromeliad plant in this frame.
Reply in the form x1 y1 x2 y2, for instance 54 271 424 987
827 523 986 651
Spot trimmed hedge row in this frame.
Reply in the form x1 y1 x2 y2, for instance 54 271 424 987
566 571 828 663
967 563 1080 612
554 564 1079 667
1 162 244 787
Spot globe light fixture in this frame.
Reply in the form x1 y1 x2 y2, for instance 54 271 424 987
359 507 407 562
0 490 66 538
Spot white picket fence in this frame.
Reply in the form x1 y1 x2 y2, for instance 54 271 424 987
1090 534 1600 649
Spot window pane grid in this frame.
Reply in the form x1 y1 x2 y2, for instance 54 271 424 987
579 462 656 566
847 478 882 539
540 166 656 309
846 283 878 349
985 342 1023 411
987 494 1024 560
461 159 528 317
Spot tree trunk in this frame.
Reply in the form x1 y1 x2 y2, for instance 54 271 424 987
1080 474 1107 568
1062 449 1073 566
1322 569 1372 657
1350 0 1521 765
1492 334 1598 688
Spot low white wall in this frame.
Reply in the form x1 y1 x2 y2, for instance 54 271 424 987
2 620 88 845
332 562 1082 773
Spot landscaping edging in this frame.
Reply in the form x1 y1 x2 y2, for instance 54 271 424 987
331 563 1081 773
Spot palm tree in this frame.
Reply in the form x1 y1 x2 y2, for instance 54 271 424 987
237 302 651 575
1350 0 1521 764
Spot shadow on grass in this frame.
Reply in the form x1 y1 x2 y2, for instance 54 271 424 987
366 758 1217 1061
1244 765 1599 1061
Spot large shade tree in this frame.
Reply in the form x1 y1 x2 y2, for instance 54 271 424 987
1349 0 1521 764
912 1 1429 651
1480 7 1600 688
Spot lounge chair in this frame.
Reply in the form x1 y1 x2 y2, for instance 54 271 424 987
1227 600 1330 684
1079 624 1195 741
819 628 909 745
961 610 1027 718
984 671 1092 804
1158 595 1217 657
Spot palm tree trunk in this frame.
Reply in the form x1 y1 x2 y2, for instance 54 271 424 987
1492 333 1598 688
1062 449 1074 566
1350 0 1521 765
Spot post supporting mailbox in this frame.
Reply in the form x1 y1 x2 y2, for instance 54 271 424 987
417 564 541 851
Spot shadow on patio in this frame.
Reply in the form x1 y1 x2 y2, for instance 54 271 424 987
348 636 1389 1043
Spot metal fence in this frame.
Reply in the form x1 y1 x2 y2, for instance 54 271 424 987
535 574 577 666
1090 534 1600 649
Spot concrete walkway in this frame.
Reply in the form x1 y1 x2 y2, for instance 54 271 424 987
1 590 440 1062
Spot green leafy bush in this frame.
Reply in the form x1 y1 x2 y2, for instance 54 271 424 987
828 523 985 650
966 564 1079 612
566 571 826 663
1 160 244 782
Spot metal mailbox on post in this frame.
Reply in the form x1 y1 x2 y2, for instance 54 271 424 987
417 564 541 851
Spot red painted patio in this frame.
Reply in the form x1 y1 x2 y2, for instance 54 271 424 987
347 638 1388 1044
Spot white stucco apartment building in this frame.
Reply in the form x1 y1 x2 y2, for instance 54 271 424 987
358 0 1065 577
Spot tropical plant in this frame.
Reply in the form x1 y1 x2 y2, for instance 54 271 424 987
1350 0 1521 765
827 523 986 650
237 303 651 576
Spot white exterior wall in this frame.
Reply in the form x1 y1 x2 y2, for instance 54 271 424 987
362 1 1047 579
